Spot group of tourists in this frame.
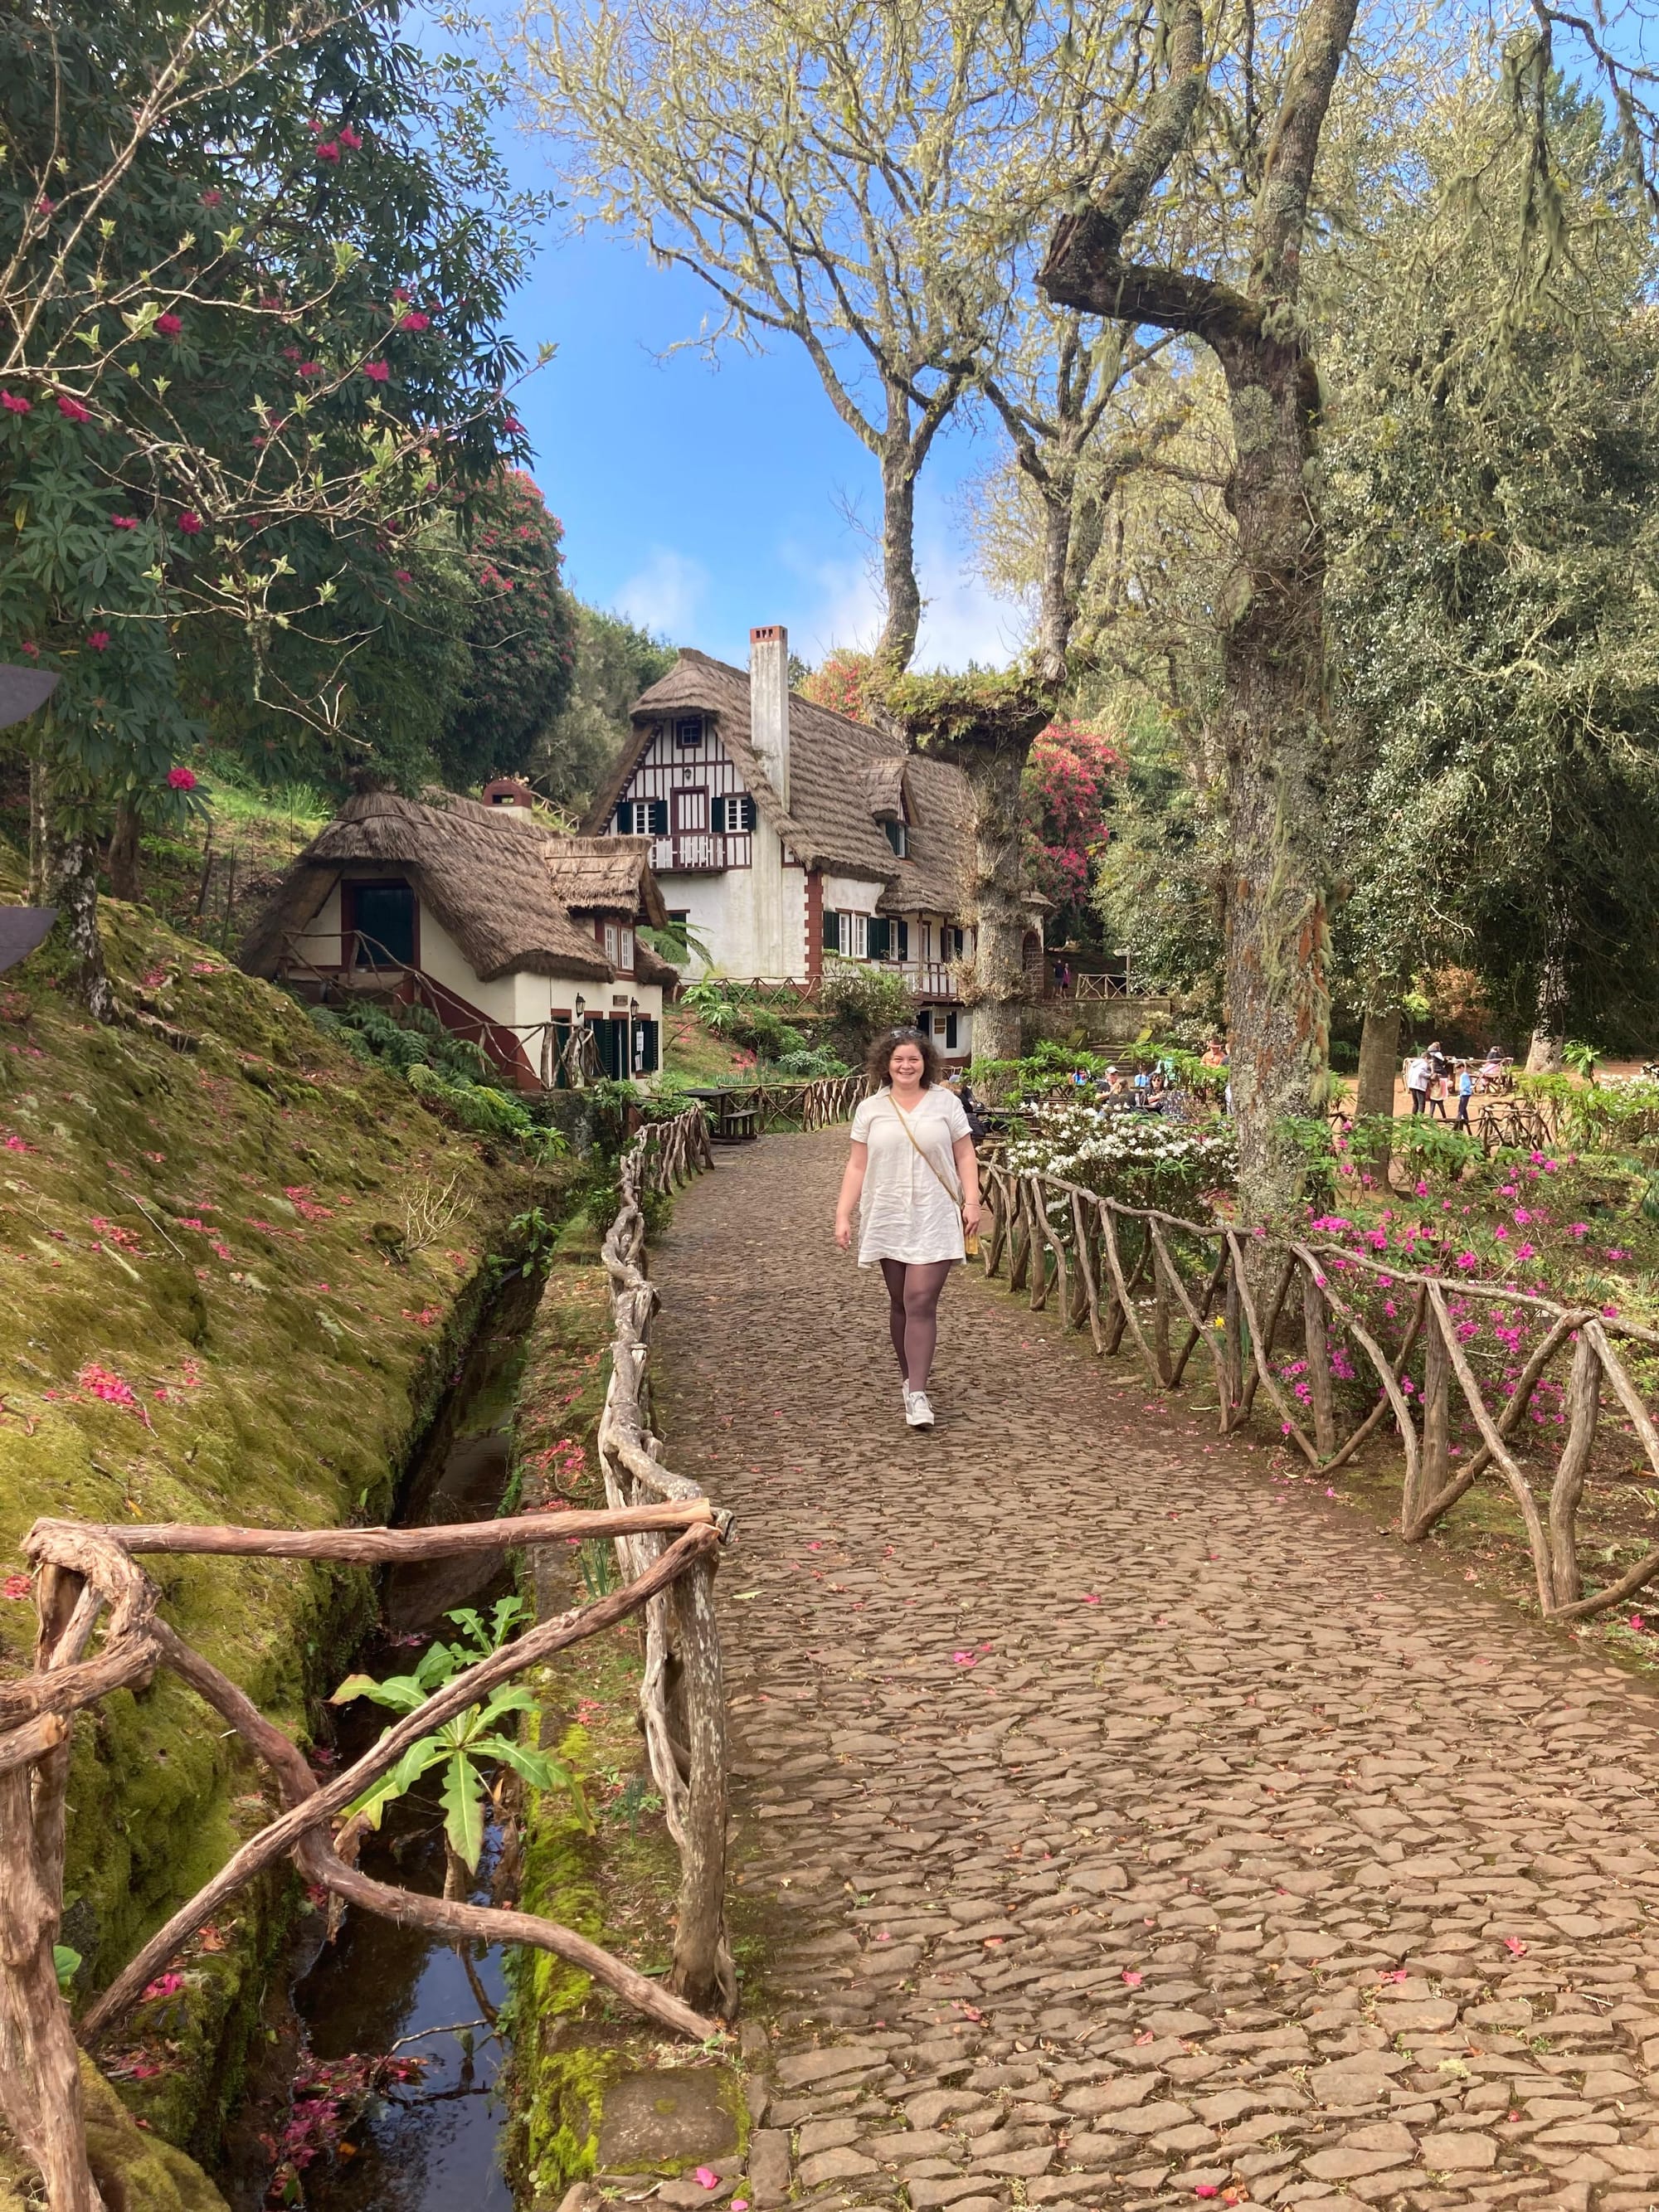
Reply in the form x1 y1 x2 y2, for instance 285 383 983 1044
1403 1043 1512 1125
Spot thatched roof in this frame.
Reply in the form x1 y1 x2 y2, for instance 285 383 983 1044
583 649 979 917
540 836 669 926
241 790 621 984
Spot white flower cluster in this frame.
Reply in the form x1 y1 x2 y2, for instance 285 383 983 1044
1003 1099 1238 1199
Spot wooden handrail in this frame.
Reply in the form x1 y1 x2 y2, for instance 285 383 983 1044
974 1154 1659 1626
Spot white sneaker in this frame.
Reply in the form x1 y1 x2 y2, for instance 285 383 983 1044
905 1390 935 1429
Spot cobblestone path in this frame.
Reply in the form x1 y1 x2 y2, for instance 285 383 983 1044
651 1131 1659 2212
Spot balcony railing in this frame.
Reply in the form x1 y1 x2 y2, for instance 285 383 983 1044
650 832 752 873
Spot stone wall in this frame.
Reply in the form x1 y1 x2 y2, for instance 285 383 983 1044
1021 995 1176 1051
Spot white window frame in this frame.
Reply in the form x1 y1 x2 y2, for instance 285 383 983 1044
604 921 620 964
618 926 634 971
621 800 652 835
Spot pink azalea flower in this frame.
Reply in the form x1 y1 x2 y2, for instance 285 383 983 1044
168 766 197 790
111 513 138 528
362 359 390 382
87 630 110 651
177 511 202 534
56 394 92 422
155 312 182 338
1 391 31 414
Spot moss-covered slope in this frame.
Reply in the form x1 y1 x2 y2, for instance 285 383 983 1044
0 855 552 2150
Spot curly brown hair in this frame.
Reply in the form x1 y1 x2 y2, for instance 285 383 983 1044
864 1026 944 1089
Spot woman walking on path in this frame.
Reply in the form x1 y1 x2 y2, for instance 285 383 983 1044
834 1028 981 1431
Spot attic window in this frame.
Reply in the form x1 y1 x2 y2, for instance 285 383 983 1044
882 818 908 858
674 717 704 748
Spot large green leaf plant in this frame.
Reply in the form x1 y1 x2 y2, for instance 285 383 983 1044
332 1597 590 1878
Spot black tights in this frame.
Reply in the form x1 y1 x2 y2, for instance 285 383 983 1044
879 1258 953 1391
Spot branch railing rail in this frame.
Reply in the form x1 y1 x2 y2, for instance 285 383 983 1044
0 1504 732 2212
596 1124 736 2018
976 1155 1659 1626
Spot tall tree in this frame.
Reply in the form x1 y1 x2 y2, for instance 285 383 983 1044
0 0 539 1005
515 0 1039 669
1040 0 1659 1213
437 469 579 790
528 602 674 809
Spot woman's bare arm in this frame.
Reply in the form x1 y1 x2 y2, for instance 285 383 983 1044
954 1133 981 1233
835 1142 868 1249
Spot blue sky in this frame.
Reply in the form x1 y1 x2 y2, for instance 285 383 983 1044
486 127 1025 673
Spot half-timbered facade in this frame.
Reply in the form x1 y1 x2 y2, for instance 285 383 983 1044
584 625 1004 1062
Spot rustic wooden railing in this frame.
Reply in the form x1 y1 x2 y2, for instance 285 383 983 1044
0 1505 732 2212
596 1123 737 2015
977 1154 1659 1624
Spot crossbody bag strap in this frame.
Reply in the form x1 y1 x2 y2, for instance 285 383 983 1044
887 1095 964 1211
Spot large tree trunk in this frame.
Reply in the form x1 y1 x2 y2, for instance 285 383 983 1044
1212 331 1331 1223
105 800 142 902
1356 1005 1401 1121
1525 912 1569 1072
960 744 1030 1063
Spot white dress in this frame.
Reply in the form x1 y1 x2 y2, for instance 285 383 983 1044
851 1087 973 1266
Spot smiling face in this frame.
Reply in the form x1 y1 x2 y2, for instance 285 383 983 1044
887 1041 926 1088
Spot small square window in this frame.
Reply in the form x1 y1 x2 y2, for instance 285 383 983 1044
674 717 703 748
882 818 907 858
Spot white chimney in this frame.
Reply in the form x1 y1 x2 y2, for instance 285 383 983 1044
749 624 790 809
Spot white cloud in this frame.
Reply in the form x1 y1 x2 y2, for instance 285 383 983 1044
778 527 1025 673
614 546 711 642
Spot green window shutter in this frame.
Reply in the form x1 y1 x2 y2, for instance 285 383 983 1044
742 795 757 829
894 919 909 960
711 796 726 832
822 909 840 952
649 800 669 835
868 916 890 960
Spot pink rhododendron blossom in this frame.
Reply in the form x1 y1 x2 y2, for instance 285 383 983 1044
177 511 202 534
394 568 411 585
338 124 363 149
1 391 31 414
362 359 390 382
297 362 323 377
168 766 197 790
693 2171 719 2190
201 188 223 206
87 630 110 651
316 139 341 162
399 309 431 330
111 513 138 528
2 1573 31 1600
19 641 38 658
155 312 182 338
142 1972 184 2001
56 394 92 422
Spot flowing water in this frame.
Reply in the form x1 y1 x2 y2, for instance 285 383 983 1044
269 1269 543 2212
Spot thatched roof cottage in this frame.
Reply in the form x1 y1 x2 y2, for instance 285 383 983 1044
584 625 1034 1061
241 784 674 1087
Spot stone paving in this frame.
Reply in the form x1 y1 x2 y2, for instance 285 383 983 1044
650 1130 1659 2212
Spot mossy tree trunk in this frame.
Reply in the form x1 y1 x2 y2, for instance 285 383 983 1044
106 800 142 902
1040 0 1361 1221
961 743 1032 1064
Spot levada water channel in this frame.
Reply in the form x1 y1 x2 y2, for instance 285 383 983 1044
236 1263 546 2212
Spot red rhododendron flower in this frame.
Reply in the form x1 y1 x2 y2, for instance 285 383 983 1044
200 188 223 207
362 359 390 382
394 568 411 585
111 513 138 528
20 642 38 659
338 124 362 149
36 197 54 216
297 362 323 377
56 394 92 422
1 391 31 414
398 310 431 331
177 511 202 534
168 766 197 790
504 416 526 434
87 630 110 651
155 312 182 338
316 140 340 162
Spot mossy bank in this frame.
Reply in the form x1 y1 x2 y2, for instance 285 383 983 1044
0 855 572 2172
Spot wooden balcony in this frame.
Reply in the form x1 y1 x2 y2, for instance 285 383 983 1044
650 832 752 873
